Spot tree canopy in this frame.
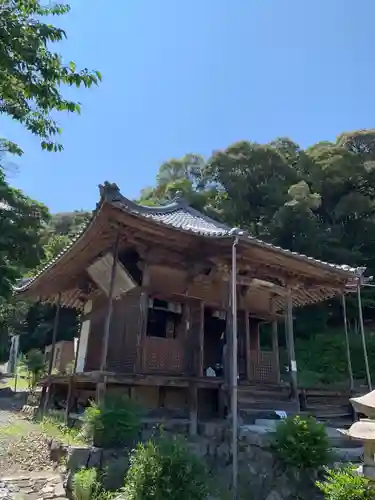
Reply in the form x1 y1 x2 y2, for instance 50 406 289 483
138 129 375 332
0 0 101 154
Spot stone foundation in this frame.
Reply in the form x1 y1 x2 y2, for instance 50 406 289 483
47 421 324 499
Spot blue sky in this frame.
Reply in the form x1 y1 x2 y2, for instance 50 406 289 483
3 0 375 213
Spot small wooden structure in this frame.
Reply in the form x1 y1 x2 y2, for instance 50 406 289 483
15 182 359 430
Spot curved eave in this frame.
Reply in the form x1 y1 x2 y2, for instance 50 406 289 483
15 183 359 296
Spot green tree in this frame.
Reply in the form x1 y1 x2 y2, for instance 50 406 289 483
0 0 101 153
0 153 50 299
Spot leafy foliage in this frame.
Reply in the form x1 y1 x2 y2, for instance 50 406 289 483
0 159 50 299
72 468 98 500
123 436 210 500
271 415 331 470
316 466 374 499
80 395 142 448
0 0 101 153
20 348 45 392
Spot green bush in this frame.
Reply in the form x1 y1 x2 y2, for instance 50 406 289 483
294 331 375 387
316 466 374 499
20 349 45 393
80 394 141 448
72 468 98 500
271 415 331 470
72 467 118 500
123 436 210 500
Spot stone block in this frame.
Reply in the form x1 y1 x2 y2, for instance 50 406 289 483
87 447 103 469
67 446 91 472
49 440 67 463
187 440 208 457
265 490 284 500
239 426 271 448
199 421 224 438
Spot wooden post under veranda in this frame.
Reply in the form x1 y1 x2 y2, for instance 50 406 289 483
64 318 84 423
341 294 354 392
357 282 372 392
42 292 62 415
96 232 120 406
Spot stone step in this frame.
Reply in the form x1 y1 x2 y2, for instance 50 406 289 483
0 472 66 500
238 389 290 400
331 447 363 463
239 399 299 412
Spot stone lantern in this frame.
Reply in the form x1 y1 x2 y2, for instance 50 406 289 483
342 390 375 480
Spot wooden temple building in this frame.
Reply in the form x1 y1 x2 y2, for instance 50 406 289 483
16 182 359 430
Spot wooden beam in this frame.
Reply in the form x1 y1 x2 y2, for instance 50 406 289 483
137 265 150 372
272 320 280 384
188 383 198 436
198 301 204 377
285 291 298 405
245 311 251 381
97 232 120 405
43 292 62 415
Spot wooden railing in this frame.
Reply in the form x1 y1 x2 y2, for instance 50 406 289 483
144 337 184 374
249 350 279 383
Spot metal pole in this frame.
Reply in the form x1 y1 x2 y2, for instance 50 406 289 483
231 236 239 500
357 284 372 391
286 291 298 404
341 294 354 391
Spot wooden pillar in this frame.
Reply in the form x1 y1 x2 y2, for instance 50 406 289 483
249 320 260 352
97 232 120 405
341 294 354 392
198 301 204 377
137 265 149 372
272 320 280 384
43 292 62 415
188 382 198 436
64 376 75 424
245 310 251 381
285 291 298 404
65 309 85 423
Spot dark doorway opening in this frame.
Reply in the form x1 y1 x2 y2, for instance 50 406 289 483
203 308 226 377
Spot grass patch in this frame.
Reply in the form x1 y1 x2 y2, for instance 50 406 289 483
0 419 35 438
38 414 85 446
0 375 29 391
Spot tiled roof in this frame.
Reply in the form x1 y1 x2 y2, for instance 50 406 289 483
15 181 360 293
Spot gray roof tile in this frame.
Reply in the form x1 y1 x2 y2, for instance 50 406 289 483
15 181 360 293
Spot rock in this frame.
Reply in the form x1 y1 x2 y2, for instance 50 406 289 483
66 446 90 472
87 447 103 468
54 482 66 497
49 440 66 463
199 422 223 438
41 484 54 494
265 490 284 500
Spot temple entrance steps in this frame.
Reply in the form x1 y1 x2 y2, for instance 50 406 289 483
237 382 299 422
299 388 354 427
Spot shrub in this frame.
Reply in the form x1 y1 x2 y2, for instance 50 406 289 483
123 436 210 500
20 349 46 393
316 466 374 499
72 467 118 500
80 394 141 448
72 468 98 500
271 415 331 469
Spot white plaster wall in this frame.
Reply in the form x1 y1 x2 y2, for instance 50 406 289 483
76 300 92 373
